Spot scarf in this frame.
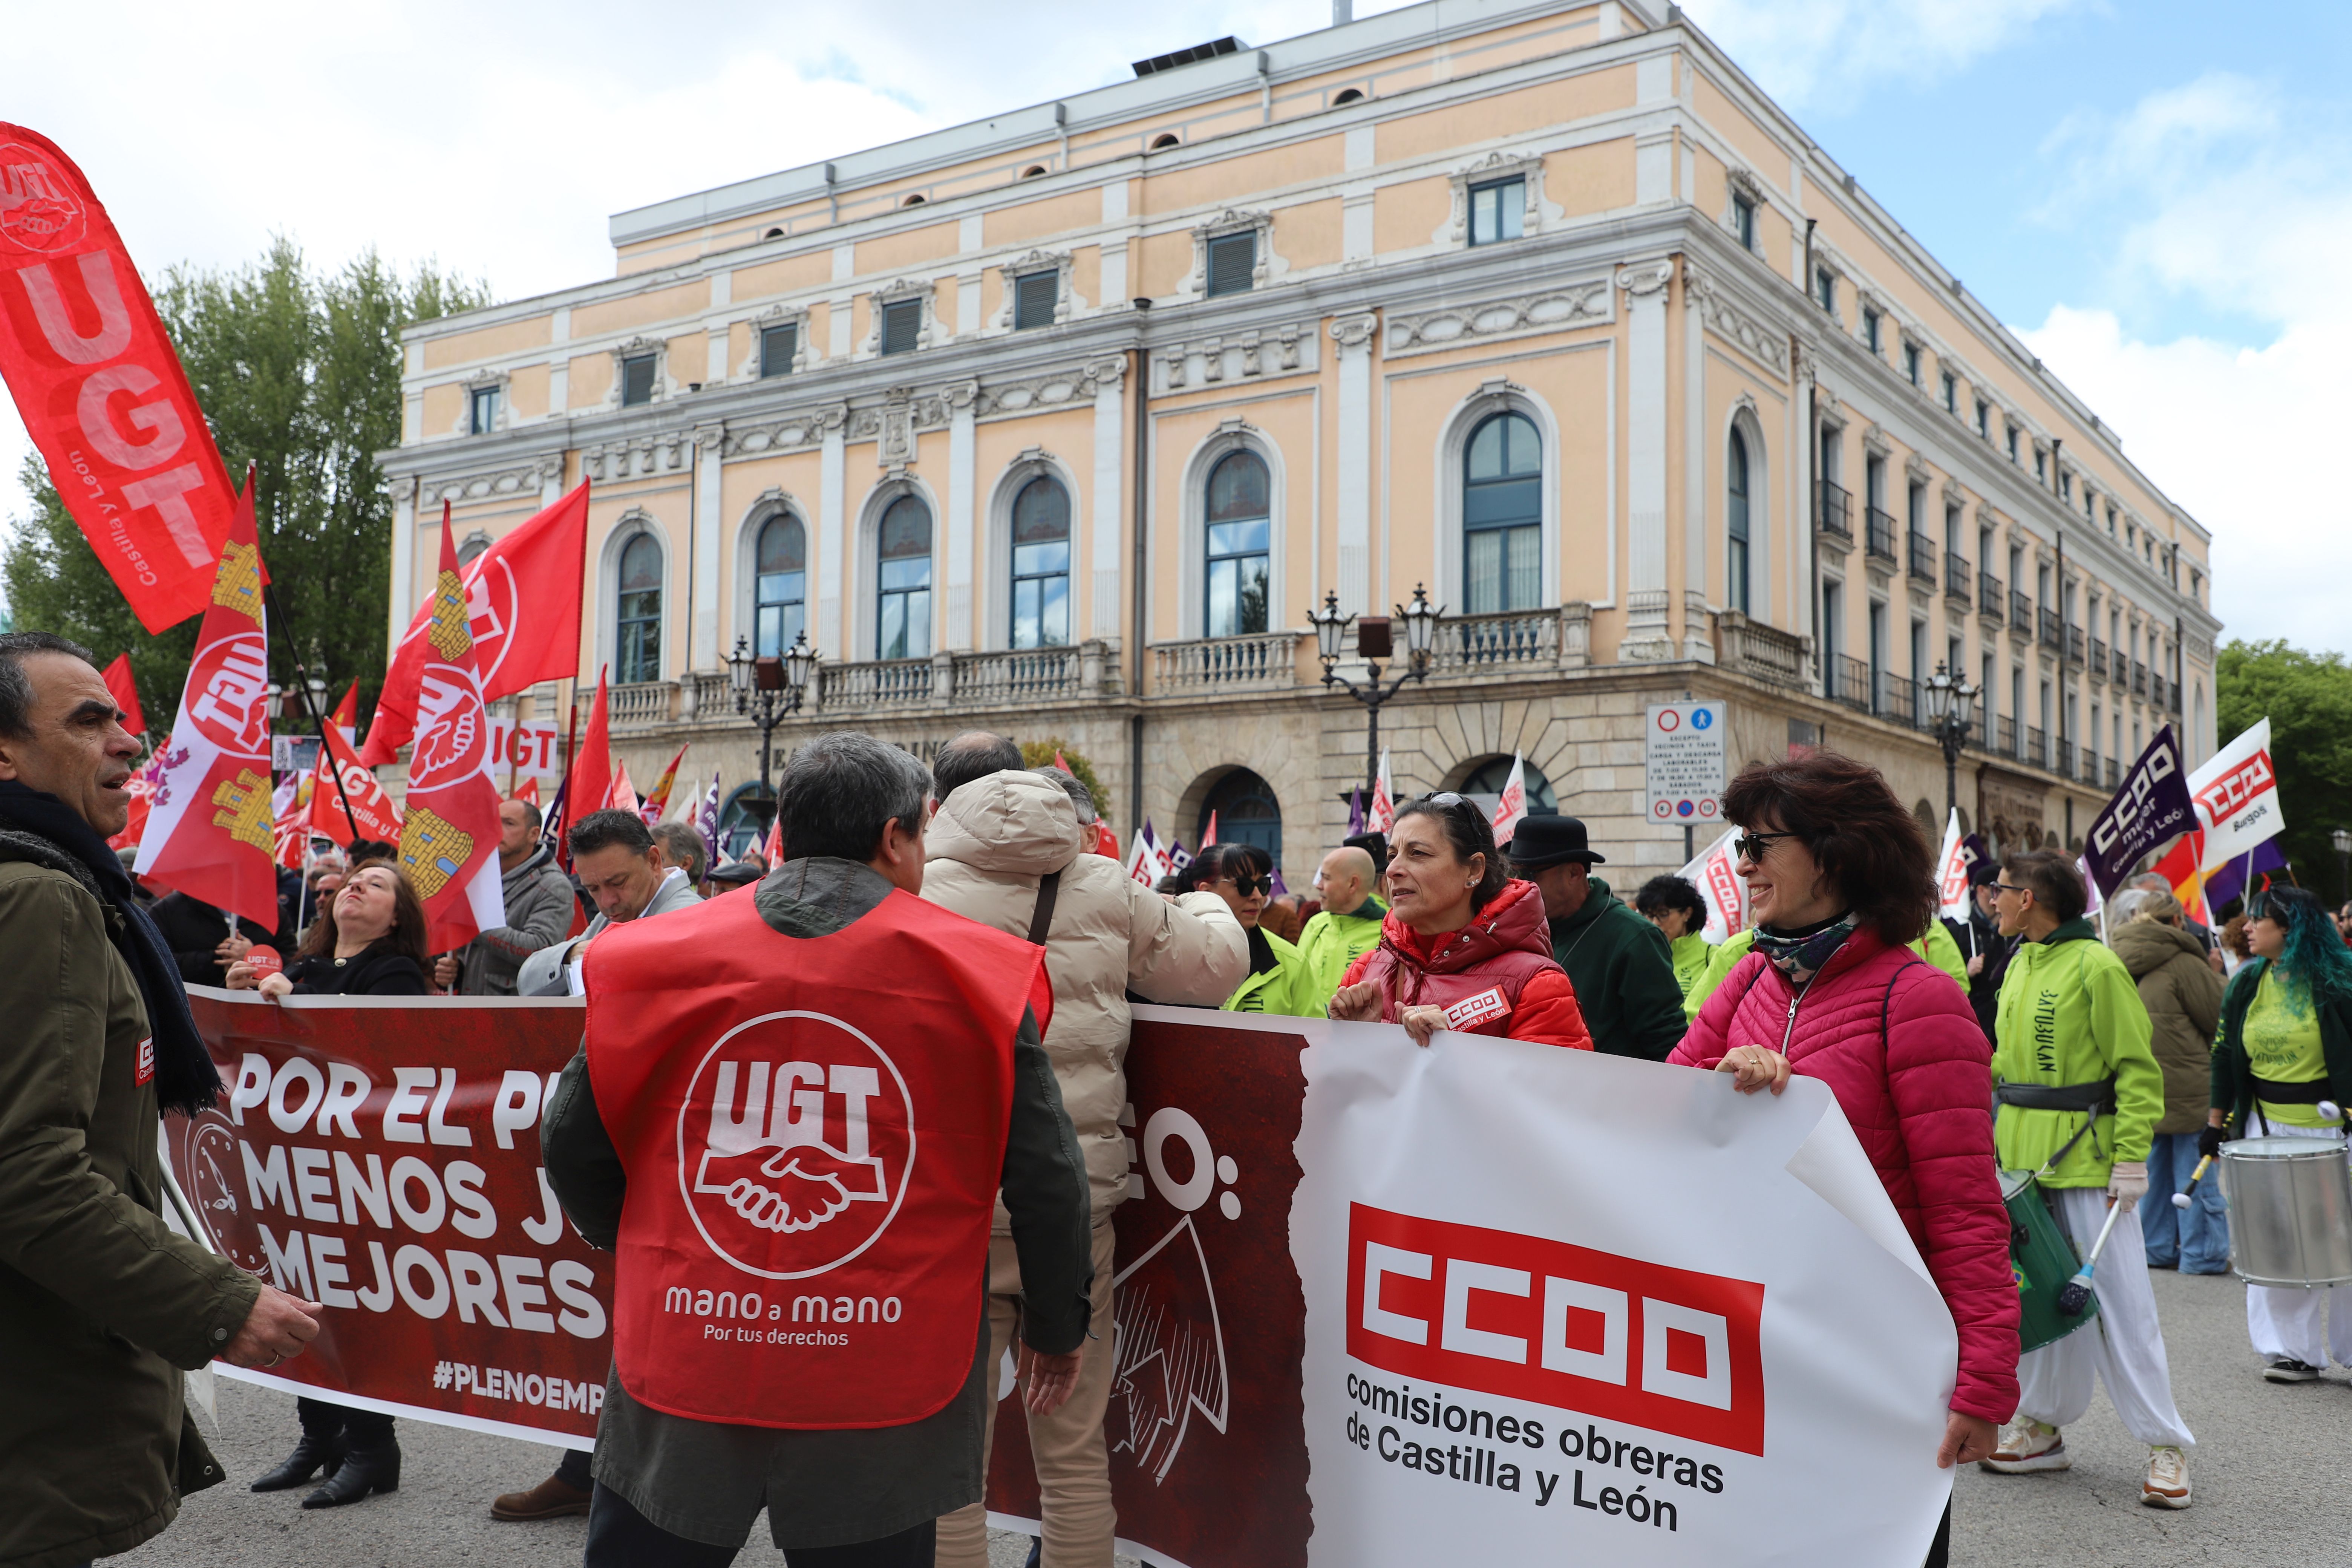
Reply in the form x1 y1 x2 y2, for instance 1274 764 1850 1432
0 781 221 1115
1750 912 1858 987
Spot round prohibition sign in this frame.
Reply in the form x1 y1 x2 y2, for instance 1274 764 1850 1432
1656 709 1682 732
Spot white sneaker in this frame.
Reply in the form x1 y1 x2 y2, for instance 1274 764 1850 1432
2142 1446 2191 1508
1979 1419 2069 1473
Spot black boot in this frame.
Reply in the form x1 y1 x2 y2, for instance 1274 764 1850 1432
301 1439 400 1508
251 1434 348 1493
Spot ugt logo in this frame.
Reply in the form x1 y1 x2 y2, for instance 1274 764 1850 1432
676 1011 915 1280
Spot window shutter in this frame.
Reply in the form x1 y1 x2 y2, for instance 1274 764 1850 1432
1207 232 1255 297
621 355 656 406
1014 271 1059 329
761 323 798 377
881 299 921 354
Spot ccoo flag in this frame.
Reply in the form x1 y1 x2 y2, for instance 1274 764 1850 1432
395 507 507 950
1488 752 1529 847
2187 718 2282 874
2083 725 2196 899
133 483 280 928
1675 825 1747 943
1367 749 1396 836
1933 809 1974 922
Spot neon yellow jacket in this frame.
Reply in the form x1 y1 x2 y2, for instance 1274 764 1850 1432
1992 919 2163 1187
1669 931 1713 1008
1223 928 1323 1018
1294 901 1386 1011
1919 919 1967 989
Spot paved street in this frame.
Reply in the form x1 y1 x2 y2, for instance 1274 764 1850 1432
126 1265 2342 1568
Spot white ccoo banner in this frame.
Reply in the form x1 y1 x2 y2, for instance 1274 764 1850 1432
1293 1028 1957 1565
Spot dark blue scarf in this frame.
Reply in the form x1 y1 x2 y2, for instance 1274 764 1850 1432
0 781 220 1115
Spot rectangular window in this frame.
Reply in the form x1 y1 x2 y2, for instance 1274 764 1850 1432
1815 268 1836 314
1013 270 1060 330
2034 447 2048 481
1207 231 1257 296
1863 308 1882 353
1940 371 1956 412
1732 194 1756 250
1468 178 1525 246
2006 425 2020 463
2060 472 2072 501
620 355 657 407
2106 505 2118 535
1975 399 1989 437
469 385 499 435
880 298 922 355
759 323 798 379
1901 343 1920 384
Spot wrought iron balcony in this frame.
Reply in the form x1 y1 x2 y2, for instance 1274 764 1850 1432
1945 552 1972 604
2089 638 2108 680
1998 715 2018 758
2066 626 2085 666
1833 653 1873 712
2011 590 2034 633
2106 758 2121 789
2057 738 2076 778
2038 608 2063 651
2132 661 2148 696
1880 672 1918 726
2027 726 2049 768
1979 572 2004 620
1907 531 1938 584
2112 648 2129 684
1815 479 1853 539
1865 507 1900 563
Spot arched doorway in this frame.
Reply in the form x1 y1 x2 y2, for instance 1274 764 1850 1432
717 782 776 861
1199 768 1282 868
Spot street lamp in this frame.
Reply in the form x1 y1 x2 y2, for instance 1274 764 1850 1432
2333 827 2350 907
1312 583 1443 808
726 630 818 847
1922 662 1980 824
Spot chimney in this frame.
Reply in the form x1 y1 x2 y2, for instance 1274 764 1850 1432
1334 1 1352 23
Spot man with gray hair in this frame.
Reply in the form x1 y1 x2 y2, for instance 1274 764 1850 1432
544 729 1094 1565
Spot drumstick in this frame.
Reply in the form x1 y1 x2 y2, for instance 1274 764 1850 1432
2171 1155 2215 1210
2055 1200 2129 1317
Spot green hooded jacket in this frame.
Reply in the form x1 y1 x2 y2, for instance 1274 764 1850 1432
1294 900 1386 1011
1992 917 2164 1186
1546 876 1687 1060
1683 923 1971 1022
1668 931 1712 1006
1223 927 1323 1017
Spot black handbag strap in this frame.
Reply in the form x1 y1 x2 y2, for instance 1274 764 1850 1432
1026 870 1063 947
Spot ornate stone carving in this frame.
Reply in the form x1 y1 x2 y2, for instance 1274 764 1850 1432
991 249 1075 329
1328 312 1378 351
1444 150 1550 243
1180 209 1277 298
1386 282 1609 356
861 279 936 356
420 461 552 505
1862 423 1893 456
1615 260 1674 297
724 415 824 457
1905 452 1932 485
1686 265 1783 373
975 360 1120 418
738 304 812 380
1150 326 1314 390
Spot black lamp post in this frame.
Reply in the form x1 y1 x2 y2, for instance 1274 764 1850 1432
726 630 818 845
1921 661 1980 824
1310 584 1442 805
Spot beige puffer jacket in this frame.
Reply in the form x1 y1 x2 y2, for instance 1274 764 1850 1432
923 770 1248 1226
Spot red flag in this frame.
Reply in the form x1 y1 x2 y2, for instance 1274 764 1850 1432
309 713 403 846
328 679 358 744
762 812 782 867
0 125 241 632
273 775 312 869
133 480 279 927
568 669 612 839
362 482 589 765
513 777 541 807
1092 821 1120 860
608 760 640 818
106 733 168 851
1489 752 1528 847
1054 749 1071 772
100 652 145 735
394 508 508 951
640 743 688 824
1202 811 1218 848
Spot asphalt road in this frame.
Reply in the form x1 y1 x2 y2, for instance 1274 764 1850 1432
122 1265 2340 1567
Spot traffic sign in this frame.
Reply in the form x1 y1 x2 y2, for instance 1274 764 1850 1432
1646 701 1727 824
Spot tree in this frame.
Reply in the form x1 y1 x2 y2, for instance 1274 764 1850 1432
2215 638 2352 894
3 239 487 731
1021 738 1112 827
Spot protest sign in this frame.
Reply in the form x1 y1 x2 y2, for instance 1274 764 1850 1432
2188 718 2281 873
2084 726 2196 899
1674 827 1745 943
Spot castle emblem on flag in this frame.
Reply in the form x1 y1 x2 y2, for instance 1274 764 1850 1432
210 538 264 617
400 806 476 899
208 767 273 854
427 569 473 660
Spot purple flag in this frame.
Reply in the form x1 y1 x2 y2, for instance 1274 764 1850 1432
2085 726 2197 899
1349 787 1366 837
2203 838 2288 913
1270 867 1289 897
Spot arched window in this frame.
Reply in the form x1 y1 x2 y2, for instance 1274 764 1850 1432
615 533 662 684
1727 427 1752 614
1463 412 1540 613
457 532 491 567
1459 756 1557 816
1205 451 1270 638
1201 768 1282 865
1010 477 1070 650
876 495 933 661
755 513 806 656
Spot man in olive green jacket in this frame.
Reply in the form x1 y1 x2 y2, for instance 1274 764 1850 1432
1294 846 1385 1009
0 635 321 1568
1506 818 1685 1060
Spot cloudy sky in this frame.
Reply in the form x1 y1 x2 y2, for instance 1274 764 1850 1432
3 0 2341 652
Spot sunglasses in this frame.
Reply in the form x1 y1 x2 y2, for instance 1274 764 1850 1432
1732 831 1798 862
1213 874 1270 898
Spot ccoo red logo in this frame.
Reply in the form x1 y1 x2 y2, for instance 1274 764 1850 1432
675 1011 916 1280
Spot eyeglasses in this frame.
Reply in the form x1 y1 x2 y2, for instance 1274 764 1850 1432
1989 882 2030 897
1213 874 1270 898
1732 831 1798 862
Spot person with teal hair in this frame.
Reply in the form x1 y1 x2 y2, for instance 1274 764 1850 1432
2205 883 2352 1383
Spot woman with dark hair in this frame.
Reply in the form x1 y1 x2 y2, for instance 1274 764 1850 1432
2206 883 2352 1382
1328 795 1591 1049
1980 848 2190 1507
1632 873 1711 1008
224 863 430 1507
1192 843 1320 1016
1666 752 2016 1560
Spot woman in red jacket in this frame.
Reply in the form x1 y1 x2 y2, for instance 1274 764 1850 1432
1667 753 2015 1568
1328 794 1591 1049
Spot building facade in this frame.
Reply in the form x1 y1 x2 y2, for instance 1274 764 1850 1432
383 0 2220 876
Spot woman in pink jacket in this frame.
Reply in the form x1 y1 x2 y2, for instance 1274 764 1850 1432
1668 753 2016 1568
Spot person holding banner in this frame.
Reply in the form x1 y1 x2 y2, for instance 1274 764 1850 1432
0 632 326 1566
1665 752 2017 1565
1633 873 1713 1006
1981 851 2193 1507
2206 885 2352 1381
1327 795 1592 1050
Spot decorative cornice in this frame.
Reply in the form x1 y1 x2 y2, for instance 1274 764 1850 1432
1387 281 1609 357
1328 311 1379 351
1152 323 1311 390
1615 260 1674 297
1684 265 1783 375
421 459 561 505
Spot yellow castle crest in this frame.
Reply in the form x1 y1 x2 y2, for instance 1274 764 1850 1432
427 568 473 662
208 767 273 854
210 539 265 619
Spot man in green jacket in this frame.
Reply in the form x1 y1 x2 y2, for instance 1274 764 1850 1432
1977 849 2194 1511
1506 816 1685 1060
1294 845 1385 1009
0 634 324 1567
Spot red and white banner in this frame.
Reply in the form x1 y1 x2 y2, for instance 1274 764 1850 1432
2187 718 2279 873
394 510 507 950
133 484 281 929
165 988 611 1444
1489 753 1528 847
107 733 169 851
309 715 403 846
1672 828 1745 946
102 651 146 735
490 718 562 793
606 760 640 818
1932 810 1972 923
362 481 589 766
0 125 240 632
1368 749 1397 837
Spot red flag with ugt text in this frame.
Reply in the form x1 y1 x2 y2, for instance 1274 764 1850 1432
395 509 507 950
309 712 403 846
0 126 240 632
101 652 145 735
133 487 279 927
362 481 589 765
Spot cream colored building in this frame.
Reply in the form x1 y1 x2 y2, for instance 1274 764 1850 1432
383 0 2219 876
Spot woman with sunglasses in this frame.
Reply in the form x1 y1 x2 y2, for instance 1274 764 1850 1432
1666 753 2015 1562
1191 844 1322 1016
1326 795 1591 1049
2205 884 2352 1383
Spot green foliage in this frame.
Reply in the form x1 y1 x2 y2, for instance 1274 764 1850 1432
1021 738 1111 826
2215 638 2352 897
3 238 488 729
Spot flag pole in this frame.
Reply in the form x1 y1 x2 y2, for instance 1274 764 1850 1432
261 578 365 847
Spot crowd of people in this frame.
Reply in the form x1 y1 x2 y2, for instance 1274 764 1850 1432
6 625 2350 1568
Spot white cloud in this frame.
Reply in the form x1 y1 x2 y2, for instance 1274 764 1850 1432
1677 0 2078 109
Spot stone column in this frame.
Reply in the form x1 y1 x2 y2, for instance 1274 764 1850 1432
818 403 848 660
1090 355 1127 640
1330 312 1378 613
1619 260 1674 661
946 380 978 650
692 422 726 670
387 475 419 647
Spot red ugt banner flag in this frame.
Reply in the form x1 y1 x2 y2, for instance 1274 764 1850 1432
310 713 403 847
395 507 507 951
134 484 281 930
363 481 589 766
0 126 239 632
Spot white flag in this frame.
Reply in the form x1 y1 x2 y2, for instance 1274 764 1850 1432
1489 753 1528 847
1934 810 1973 922
1675 826 1746 943
2187 718 2281 873
1367 749 1397 835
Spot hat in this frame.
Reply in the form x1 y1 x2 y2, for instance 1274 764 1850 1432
1966 858 2001 889
1343 830 1388 878
708 860 765 888
1505 814 1605 869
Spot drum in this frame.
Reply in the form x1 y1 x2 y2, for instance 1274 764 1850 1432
2219 1136 2352 1289
2000 1169 2096 1352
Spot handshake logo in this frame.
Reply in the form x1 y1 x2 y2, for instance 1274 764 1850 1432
678 1012 915 1280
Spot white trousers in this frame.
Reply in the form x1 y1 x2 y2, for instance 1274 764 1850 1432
2240 1121 2352 1366
2015 1185 2196 1449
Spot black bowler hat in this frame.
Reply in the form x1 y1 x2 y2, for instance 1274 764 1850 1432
1343 830 1389 878
1506 814 1605 870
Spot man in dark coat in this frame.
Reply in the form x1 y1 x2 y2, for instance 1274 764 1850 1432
1507 815 1687 1060
1960 863 2013 1046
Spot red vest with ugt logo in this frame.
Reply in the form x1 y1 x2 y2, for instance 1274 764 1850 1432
583 882 1044 1429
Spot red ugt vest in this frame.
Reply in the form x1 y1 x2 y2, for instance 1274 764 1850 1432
584 884 1044 1429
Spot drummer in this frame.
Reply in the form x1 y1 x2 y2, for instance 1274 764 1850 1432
1978 851 2195 1508
2205 884 2352 1382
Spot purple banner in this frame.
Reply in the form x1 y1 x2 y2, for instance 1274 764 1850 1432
2086 726 2196 898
